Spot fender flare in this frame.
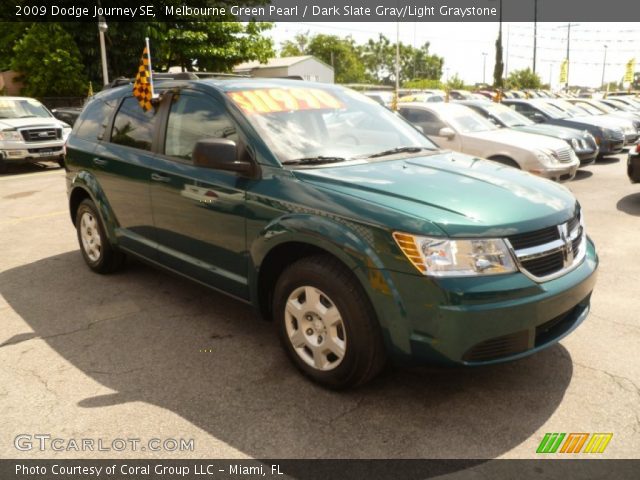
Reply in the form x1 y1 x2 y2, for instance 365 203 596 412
68 170 119 244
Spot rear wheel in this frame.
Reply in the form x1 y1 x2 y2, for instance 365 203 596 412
75 199 125 273
273 255 386 389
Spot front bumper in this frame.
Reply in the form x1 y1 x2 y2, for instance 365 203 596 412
624 132 639 146
598 138 625 155
628 152 640 183
533 162 579 182
368 238 598 366
0 146 64 163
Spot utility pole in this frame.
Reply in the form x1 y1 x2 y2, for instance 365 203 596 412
533 0 537 74
98 16 109 86
564 23 579 90
482 52 488 84
505 24 510 79
601 45 608 90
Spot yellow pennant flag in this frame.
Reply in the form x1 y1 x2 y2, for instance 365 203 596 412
559 59 568 84
132 38 155 111
624 58 636 83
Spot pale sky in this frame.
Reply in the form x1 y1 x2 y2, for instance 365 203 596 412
268 22 640 88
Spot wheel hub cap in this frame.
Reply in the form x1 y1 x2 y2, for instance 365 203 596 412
284 286 347 371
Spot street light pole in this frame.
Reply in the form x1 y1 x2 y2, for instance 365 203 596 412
98 16 109 86
482 52 488 84
601 45 608 90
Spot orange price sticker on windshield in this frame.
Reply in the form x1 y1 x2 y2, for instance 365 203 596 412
228 88 344 114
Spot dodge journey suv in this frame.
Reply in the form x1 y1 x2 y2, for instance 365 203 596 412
65 78 598 388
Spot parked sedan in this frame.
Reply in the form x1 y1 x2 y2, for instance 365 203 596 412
542 99 638 146
399 102 579 182
629 143 640 183
564 100 640 145
503 98 625 157
459 100 598 165
601 97 640 114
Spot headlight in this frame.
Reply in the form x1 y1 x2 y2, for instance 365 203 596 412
570 138 579 149
62 127 72 140
0 130 22 141
534 149 555 164
393 233 517 277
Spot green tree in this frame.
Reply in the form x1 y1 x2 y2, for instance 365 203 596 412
281 33 367 84
0 23 29 71
11 24 88 97
506 68 543 89
493 30 504 88
446 74 466 90
361 35 443 86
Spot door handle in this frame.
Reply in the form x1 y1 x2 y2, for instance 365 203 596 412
92 157 108 167
151 172 171 183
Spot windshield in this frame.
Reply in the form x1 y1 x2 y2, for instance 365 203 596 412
0 98 52 119
227 86 436 164
604 99 632 111
533 101 568 119
572 103 603 115
485 104 533 127
548 100 588 117
440 107 498 133
591 101 615 113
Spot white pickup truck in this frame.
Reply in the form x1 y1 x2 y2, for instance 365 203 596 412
0 97 72 172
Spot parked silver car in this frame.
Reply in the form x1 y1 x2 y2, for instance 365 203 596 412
0 97 71 172
399 102 580 182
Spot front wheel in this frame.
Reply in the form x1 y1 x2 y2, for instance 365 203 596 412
273 255 386 389
75 198 125 274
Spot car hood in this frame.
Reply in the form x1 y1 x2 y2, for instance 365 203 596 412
294 151 577 237
463 128 568 151
0 117 67 130
513 124 584 140
569 114 629 129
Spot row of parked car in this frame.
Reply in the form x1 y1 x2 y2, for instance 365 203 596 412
396 94 640 183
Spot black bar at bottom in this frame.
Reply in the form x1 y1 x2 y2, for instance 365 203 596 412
2 459 639 480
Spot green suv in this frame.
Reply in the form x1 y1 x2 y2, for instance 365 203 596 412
66 78 598 388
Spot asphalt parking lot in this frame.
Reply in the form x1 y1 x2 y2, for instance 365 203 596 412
1 156 639 460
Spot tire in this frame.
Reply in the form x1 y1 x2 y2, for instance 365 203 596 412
273 255 386 389
57 157 65 169
489 156 520 169
75 198 125 274
0 159 7 174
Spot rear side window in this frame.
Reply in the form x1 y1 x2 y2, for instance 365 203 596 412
164 93 237 160
110 97 159 151
74 98 116 141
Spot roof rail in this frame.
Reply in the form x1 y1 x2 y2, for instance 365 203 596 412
102 71 251 89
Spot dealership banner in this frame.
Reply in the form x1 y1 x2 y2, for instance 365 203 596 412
2 459 640 479
6 0 640 22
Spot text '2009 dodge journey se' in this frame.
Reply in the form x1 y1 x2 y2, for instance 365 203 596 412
65 78 598 389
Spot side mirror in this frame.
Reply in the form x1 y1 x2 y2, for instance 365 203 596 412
532 113 546 123
438 127 456 139
192 139 254 175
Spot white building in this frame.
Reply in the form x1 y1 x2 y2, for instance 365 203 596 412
233 56 334 84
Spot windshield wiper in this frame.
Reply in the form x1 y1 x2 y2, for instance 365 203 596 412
365 146 435 159
282 156 347 166
18 115 37 118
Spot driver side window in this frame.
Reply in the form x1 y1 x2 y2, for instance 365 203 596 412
164 93 238 161
402 108 446 136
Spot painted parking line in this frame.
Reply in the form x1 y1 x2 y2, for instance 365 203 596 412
0 210 67 226
0 169 64 182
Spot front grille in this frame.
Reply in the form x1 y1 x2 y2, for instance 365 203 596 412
521 251 564 277
554 146 573 163
507 208 586 281
20 128 61 142
463 330 529 362
508 226 559 250
608 129 624 141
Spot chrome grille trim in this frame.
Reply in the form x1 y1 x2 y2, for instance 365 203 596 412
505 210 587 282
553 146 573 163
